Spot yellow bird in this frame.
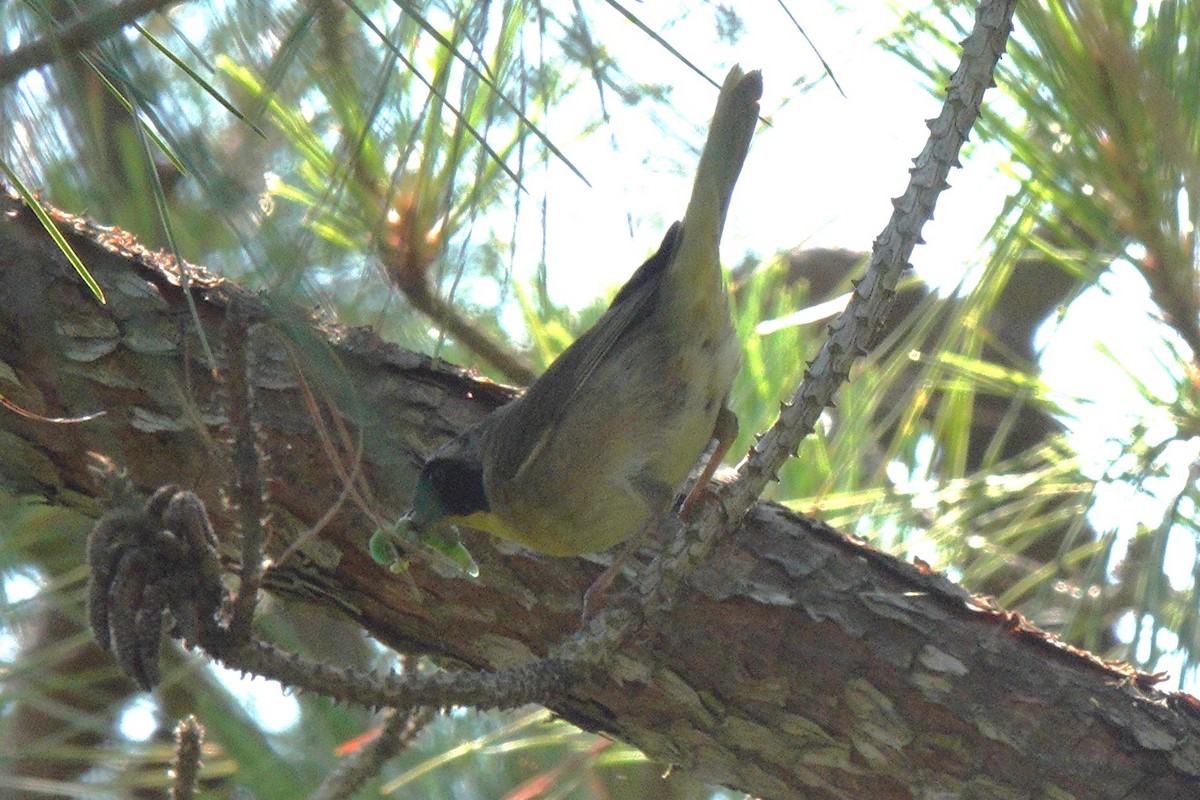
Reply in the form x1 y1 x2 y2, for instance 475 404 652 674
403 67 761 594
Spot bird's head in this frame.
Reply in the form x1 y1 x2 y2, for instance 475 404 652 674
403 426 512 541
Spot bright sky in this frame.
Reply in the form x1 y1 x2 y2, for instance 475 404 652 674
509 2 1010 308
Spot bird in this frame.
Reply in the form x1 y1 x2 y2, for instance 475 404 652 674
400 66 762 612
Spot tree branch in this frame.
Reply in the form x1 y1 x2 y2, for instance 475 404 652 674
3 190 1200 798
733 0 1018 519
0 0 182 87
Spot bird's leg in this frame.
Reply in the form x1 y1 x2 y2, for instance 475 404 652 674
680 406 738 520
581 525 650 623
580 472 676 623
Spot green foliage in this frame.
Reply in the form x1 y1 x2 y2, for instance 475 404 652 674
887 0 1200 679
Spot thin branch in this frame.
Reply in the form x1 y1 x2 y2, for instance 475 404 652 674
308 708 435 800
734 0 1018 516
170 715 204 800
0 0 182 86
385 257 539 385
212 638 571 710
223 297 268 642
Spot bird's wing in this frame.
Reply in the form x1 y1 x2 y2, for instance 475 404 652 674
486 223 681 485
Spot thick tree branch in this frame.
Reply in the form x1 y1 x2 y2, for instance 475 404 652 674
3 193 1200 799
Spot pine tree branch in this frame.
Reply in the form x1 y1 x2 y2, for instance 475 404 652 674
3 188 1200 799
0 0 183 86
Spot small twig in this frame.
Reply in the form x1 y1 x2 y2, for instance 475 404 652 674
223 297 267 642
309 708 435 800
170 715 204 800
388 262 538 385
0 0 180 86
208 637 571 711
0 393 105 423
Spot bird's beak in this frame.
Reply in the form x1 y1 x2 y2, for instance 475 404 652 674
396 510 422 534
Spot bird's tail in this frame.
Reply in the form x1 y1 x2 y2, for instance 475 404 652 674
688 66 762 241
671 66 762 300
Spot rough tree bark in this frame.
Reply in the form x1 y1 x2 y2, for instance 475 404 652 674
2 195 1199 799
